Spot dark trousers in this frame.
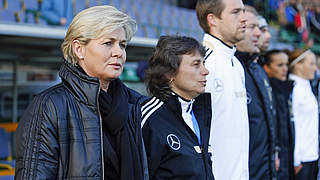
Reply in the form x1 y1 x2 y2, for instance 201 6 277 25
295 160 318 180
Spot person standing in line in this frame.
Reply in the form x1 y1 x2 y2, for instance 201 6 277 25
141 35 214 180
257 16 272 54
15 6 148 179
288 48 319 180
196 0 249 179
235 5 276 180
263 49 295 180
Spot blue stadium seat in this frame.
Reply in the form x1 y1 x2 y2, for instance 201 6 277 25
149 1 162 26
145 26 157 38
7 0 21 11
136 26 145 37
190 12 200 32
74 0 87 14
0 176 14 180
0 127 15 179
24 0 38 10
161 5 175 27
100 0 110 5
38 16 48 26
0 0 5 9
0 10 16 22
109 0 121 9
25 10 36 23
88 0 99 7
121 0 137 20
181 8 193 30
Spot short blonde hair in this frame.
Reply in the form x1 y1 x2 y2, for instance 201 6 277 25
61 5 137 65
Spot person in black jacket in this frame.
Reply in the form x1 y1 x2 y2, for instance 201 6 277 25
15 5 148 180
263 50 295 180
235 5 277 180
142 35 214 180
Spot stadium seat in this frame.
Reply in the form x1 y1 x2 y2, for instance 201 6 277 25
74 0 87 14
23 0 38 10
0 10 16 22
0 127 15 179
0 0 7 9
121 0 136 20
109 0 121 9
161 5 174 27
88 0 101 7
99 0 110 5
136 26 145 37
7 0 21 12
145 26 158 38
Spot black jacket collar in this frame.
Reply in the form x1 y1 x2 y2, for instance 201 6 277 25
59 60 100 107
235 51 259 66
269 78 294 95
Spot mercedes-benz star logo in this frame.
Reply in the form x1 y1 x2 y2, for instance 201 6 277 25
214 78 224 92
166 134 181 150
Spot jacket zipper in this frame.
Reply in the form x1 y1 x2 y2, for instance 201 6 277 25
96 87 105 180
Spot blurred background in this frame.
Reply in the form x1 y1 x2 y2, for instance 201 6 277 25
0 0 319 179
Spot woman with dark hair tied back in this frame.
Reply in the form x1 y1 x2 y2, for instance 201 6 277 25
141 35 214 179
263 49 295 180
288 48 319 180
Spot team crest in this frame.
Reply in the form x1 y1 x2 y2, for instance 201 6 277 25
167 134 181 150
213 78 224 92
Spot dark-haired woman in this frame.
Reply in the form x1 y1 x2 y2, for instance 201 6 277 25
141 35 214 180
263 50 295 180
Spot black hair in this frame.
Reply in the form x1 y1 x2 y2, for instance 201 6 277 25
145 35 206 101
263 49 286 66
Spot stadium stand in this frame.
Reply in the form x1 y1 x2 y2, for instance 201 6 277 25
0 0 202 40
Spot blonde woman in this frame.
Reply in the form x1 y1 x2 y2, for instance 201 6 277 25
15 6 148 179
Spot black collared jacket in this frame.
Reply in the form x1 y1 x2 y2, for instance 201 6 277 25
236 51 277 180
269 78 295 180
15 60 148 180
141 93 214 180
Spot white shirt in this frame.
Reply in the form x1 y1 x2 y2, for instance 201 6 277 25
178 97 196 134
203 34 249 180
289 74 319 166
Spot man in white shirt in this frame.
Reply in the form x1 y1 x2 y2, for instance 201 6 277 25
196 0 249 179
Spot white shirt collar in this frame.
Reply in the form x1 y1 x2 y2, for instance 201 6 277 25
203 33 237 55
178 97 194 114
289 74 311 87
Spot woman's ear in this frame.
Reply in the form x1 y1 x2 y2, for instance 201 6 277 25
165 73 175 86
72 40 85 61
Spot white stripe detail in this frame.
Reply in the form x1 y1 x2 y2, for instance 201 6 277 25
141 101 164 128
142 98 160 116
141 97 157 112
